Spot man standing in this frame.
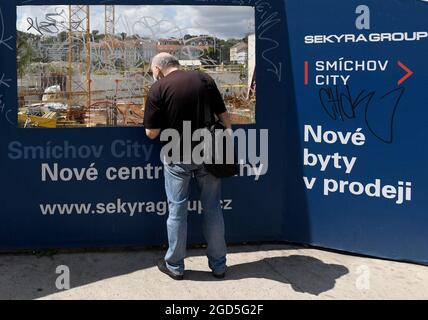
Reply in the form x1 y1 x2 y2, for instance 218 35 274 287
144 53 232 280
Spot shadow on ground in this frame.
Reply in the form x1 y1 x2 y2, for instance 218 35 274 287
186 255 349 296
0 244 349 299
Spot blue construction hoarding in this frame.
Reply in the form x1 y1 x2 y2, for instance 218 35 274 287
0 0 427 265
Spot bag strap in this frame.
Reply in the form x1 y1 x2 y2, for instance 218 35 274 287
197 72 213 129
203 89 211 128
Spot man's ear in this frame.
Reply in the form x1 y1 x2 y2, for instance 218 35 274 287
158 69 165 79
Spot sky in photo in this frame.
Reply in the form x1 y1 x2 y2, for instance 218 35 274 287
17 5 255 40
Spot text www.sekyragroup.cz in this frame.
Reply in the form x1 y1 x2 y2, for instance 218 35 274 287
39 199 233 217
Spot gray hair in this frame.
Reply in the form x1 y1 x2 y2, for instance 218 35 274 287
151 52 180 70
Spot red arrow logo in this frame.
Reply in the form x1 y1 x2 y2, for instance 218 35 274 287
397 61 413 86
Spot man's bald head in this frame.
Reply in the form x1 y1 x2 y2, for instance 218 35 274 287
150 52 180 81
151 53 180 72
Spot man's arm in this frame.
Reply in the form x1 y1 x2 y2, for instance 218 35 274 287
143 83 163 140
207 76 232 130
218 111 232 129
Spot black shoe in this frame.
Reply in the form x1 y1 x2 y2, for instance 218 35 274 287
212 271 226 279
157 258 184 281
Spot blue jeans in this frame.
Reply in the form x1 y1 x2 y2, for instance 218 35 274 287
163 163 227 276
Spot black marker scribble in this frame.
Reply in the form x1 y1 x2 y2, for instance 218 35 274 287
27 9 68 35
319 85 405 144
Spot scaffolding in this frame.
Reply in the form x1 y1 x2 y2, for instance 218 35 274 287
105 5 116 39
67 5 91 122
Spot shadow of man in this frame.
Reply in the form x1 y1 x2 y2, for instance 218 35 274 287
186 255 349 296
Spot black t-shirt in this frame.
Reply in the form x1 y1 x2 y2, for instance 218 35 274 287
143 70 227 133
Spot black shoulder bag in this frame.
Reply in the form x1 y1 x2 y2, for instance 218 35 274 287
198 76 239 178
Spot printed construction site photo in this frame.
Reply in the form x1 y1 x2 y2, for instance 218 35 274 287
16 5 256 128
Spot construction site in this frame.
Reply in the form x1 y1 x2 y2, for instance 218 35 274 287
17 5 256 128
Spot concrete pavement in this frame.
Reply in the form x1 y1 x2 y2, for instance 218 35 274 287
0 244 427 300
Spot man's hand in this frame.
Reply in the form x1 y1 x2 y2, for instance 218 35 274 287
218 111 232 129
145 128 161 140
